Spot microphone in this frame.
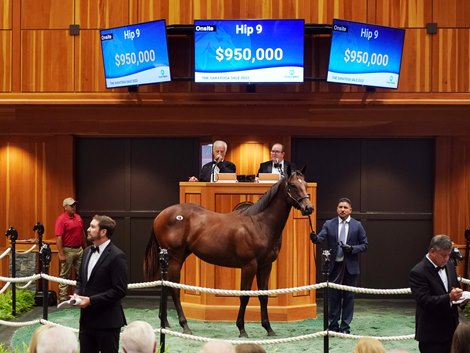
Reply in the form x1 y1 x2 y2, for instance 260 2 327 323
211 162 217 182
215 154 222 163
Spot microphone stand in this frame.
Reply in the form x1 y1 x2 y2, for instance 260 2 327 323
211 161 217 182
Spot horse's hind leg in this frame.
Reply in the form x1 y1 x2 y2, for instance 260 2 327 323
257 263 275 336
236 264 257 338
167 258 192 335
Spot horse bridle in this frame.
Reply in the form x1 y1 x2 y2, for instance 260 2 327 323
286 180 315 234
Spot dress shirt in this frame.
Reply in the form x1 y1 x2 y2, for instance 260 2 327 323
87 239 111 280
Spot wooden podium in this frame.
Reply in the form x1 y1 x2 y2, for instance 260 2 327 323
179 181 317 322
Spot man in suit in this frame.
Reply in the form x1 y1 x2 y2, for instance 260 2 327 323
409 234 463 353
257 143 295 178
310 197 368 333
74 214 128 353
189 140 236 182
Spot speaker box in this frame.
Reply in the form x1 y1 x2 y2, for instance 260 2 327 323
34 291 57 306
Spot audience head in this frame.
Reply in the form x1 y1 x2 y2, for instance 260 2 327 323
36 325 78 353
353 337 386 353
451 322 470 353
199 340 236 353
121 320 156 353
28 325 53 353
235 343 266 353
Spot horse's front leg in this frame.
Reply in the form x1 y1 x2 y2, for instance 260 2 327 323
257 262 275 336
167 260 192 335
236 264 257 338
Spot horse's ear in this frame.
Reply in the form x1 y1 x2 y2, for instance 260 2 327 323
300 165 307 175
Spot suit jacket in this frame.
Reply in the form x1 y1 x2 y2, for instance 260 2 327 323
257 160 295 176
315 217 368 275
75 242 128 330
409 257 460 343
199 160 236 182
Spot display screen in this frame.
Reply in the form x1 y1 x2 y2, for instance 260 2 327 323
194 19 304 83
327 19 405 89
100 19 171 88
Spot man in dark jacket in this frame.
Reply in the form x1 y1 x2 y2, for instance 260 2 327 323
74 214 128 353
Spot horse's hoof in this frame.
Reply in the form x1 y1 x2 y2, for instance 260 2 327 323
267 330 276 336
239 331 248 338
183 328 193 335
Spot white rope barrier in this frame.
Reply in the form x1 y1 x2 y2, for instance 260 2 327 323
15 244 37 254
0 282 11 294
0 247 12 259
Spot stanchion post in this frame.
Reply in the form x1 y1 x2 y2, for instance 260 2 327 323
39 243 51 320
5 227 18 316
321 249 331 353
465 228 470 290
33 222 45 293
159 249 169 353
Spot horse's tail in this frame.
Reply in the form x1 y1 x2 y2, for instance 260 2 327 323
143 227 161 281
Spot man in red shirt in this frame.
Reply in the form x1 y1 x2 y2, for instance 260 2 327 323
55 197 86 302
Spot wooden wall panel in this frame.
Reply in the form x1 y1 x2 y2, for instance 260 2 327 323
76 0 130 29
21 30 74 92
0 0 12 29
434 136 470 245
396 29 431 92
433 0 470 27
75 30 107 92
374 0 432 27
432 29 470 92
21 0 73 29
0 31 12 92
309 0 368 24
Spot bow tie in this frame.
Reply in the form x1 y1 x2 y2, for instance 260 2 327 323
436 266 445 272
91 246 100 254
274 163 282 169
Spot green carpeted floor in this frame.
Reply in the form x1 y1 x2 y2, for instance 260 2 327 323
9 298 422 353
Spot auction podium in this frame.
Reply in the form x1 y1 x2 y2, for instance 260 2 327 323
179 181 317 322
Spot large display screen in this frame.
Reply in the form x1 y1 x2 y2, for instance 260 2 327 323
194 19 304 83
327 19 405 89
100 20 171 88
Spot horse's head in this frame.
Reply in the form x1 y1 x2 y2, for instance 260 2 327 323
285 167 314 216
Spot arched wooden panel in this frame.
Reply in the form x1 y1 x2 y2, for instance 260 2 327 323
375 0 432 28
432 29 470 92
76 0 130 29
0 0 12 29
433 0 470 28
0 31 12 92
21 30 74 92
396 28 431 92
75 30 108 92
21 0 73 29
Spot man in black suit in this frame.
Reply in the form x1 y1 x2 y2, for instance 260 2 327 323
74 214 128 353
409 234 463 353
310 197 368 333
257 143 295 178
189 140 236 182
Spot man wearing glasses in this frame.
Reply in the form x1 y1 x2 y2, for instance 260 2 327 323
257 143 296 177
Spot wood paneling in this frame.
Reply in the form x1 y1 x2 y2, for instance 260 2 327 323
21 30 74 92
0 0 12 29
21 0 73 29
375 0 432 27
310 0 368 23
397 29 431 92
432 29 470 92
433 0 470 27
0 31 12 92
76 0 130 29
75 30 107 92
434 136 470 245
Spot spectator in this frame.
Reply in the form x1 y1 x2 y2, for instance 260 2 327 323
451 322 470 353
121 320 156 353
353 337 386 353
27 324 52 353
36 325 78 353
199 340 236 353
189 140 236 182
235 343 266 353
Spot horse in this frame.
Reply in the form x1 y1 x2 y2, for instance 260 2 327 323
143 168 314 337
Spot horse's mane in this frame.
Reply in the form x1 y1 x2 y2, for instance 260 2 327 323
238 178 284 215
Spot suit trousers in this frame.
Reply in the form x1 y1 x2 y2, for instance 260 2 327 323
418 341 452 353
79 328 120 353
328 261 357 332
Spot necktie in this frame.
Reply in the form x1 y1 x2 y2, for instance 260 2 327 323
91 246 99 254
337 221 347 259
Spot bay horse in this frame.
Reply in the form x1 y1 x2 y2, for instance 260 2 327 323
144 168 314 337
